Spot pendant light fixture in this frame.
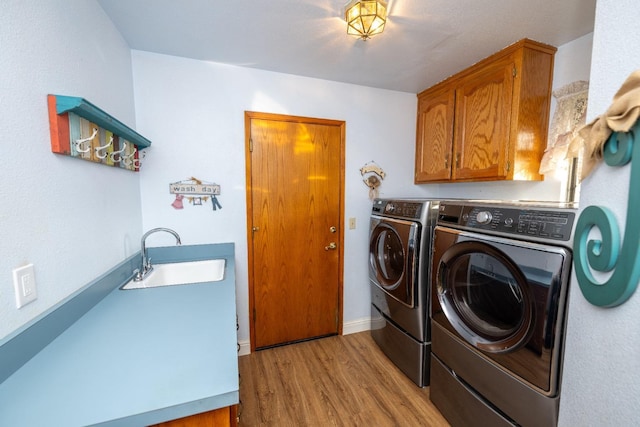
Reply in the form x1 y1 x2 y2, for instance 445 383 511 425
345 0 388 41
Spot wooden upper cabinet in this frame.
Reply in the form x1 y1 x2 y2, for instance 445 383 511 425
415 85 455 182
414 39 556 184
454 55 515 181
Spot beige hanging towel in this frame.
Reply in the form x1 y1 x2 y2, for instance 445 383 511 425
568 69 640 179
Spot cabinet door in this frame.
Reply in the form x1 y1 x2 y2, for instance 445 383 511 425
453 57 515 181
415 87 455 183
151 405 238 427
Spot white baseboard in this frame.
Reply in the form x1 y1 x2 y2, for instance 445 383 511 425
238 339 251 356
342 317 371 335
237 317 372 356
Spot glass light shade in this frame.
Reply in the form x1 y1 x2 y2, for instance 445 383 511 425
345 0 388 40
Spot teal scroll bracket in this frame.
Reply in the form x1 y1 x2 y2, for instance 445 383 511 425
573 120 640 307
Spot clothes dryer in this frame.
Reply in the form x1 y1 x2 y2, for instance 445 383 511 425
369 198 440 387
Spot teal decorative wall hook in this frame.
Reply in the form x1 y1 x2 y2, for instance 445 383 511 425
573 121 640 307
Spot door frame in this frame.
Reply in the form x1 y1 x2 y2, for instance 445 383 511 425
244 111 345 351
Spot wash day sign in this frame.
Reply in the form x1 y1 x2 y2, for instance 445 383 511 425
170 177 220 196
170 183 220 195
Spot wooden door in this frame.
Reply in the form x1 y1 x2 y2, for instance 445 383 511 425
414 86 455 183
453 57 515 181
245 112 344 350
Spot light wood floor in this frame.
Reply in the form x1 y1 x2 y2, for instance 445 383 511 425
238 332 450 426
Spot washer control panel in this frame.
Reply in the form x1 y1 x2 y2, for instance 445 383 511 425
372 199 423 219
475 210 493 224
439 203 576 242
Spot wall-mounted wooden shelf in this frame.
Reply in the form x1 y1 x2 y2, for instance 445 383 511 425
48 95 151 171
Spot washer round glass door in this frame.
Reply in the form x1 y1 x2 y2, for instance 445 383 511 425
369 217 418 307
437 239 535 353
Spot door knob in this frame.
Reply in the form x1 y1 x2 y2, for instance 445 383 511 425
325 242 337 251
329 226 337 233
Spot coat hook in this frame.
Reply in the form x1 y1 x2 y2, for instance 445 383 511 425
123 146 138 166
132 148 146 169
95 136 113 159
110 141 128 162
75 128 98 153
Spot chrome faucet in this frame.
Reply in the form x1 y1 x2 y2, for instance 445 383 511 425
134 227 182 281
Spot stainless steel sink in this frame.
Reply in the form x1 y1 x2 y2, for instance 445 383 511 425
121 259 226 290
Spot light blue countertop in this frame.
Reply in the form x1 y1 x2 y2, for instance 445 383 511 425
0 243 238 426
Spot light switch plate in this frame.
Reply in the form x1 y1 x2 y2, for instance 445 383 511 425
13 264 37 308
349 217 356 229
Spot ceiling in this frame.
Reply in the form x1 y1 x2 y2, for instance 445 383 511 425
97 0 596 94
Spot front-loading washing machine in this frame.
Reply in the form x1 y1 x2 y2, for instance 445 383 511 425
430 200 575 426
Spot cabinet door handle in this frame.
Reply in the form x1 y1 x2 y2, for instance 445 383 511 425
444 154 449 169
455 152 461 169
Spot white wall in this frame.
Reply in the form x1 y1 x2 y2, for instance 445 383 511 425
132 31 595 349
131 51 428 345
559 0 640 425
0 1 594 349
3 0 626 421
0 0 142 340
551 33 593 93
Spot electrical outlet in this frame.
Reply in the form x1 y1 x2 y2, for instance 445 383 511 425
13 264 37 309
349 217 356 229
